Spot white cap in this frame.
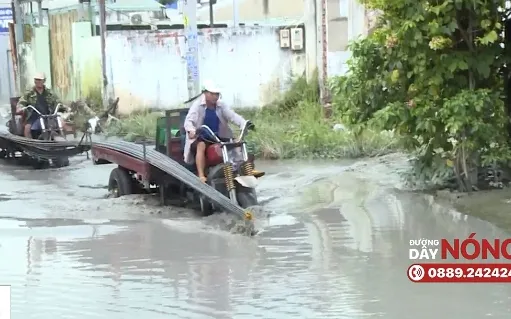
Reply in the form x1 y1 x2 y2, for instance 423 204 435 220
203 79 221 93
34 72 46 80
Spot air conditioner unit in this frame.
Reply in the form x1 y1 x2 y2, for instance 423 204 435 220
290 27 304 51
129 12 150 25
279 29 290 48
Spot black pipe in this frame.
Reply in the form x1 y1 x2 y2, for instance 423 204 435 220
209 0 214 27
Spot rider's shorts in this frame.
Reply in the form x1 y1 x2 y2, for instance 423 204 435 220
191 135 229 155
30 119 42 131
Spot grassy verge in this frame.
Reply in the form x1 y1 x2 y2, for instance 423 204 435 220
103 75 400 159
105 110 162 142
238 103 399 159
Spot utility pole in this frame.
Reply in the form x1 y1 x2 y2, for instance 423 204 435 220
13 0 24 93
316 0 328 103
98 0 108 108
304 0 317 81
36 0 43 25
232 0 238 27
183 0 200 98
209 0 213 27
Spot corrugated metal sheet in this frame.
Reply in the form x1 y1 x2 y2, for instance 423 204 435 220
49 9 78 99
0 33 15 103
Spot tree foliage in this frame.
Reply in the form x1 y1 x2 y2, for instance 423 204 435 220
332 0 511 191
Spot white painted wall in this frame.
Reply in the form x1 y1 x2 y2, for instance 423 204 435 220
326 0 369 77
105 27 306 113
347 0 366 42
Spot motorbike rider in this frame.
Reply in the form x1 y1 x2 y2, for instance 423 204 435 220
16 72 67 139
183 80 264 183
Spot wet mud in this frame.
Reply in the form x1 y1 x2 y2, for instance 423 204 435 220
1 152 511 318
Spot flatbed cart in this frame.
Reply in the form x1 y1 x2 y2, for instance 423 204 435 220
0 99 92 167
91 109 263 230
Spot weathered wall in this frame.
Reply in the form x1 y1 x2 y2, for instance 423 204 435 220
49 9 78 100
0 33 14 102
32 27 52 85
328 0 349 52
71 21 101 101
18 26 51 92
327 0 350 77
326 0 371 77
14 0 371 107
105 27 305 113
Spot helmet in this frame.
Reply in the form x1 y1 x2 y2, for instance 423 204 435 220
34 72 46 80
203 79 221 94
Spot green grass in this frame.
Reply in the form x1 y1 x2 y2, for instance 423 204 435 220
105 110 162 142
102 74 400 159
238 103 399 159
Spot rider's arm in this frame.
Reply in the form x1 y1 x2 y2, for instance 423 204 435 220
220 102 245 128
46 90 61 112
184 101 200 134
16 91 31 110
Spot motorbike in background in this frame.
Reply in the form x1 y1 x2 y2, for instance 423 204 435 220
13 104 70 168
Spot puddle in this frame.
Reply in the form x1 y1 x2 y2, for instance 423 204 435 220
0 154 510 318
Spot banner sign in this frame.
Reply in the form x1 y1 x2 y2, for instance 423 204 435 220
0 8 13 33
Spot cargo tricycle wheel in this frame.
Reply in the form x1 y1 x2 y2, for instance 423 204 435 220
199 195 213 216
237 187 258 208
32 158 49 169
54 157 70 168
108 167 133 197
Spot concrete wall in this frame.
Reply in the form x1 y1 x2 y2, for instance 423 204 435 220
71 21 102 101
105 27 305 113
17 22 303 111
325 0 371 78
326 0 350 77
13 0 372 108
18 26 52 92
0 34 14 103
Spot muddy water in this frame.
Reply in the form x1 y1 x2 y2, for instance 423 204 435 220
1 154 511 318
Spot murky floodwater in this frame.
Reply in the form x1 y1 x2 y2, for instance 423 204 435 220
1 153 511 318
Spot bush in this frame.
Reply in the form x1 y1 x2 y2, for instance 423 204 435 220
105 110 161 142
104 74 400 158
332 0 511 191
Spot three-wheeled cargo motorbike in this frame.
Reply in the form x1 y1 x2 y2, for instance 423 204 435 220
4 104 70 168
155 109 261 215
94 108 263 217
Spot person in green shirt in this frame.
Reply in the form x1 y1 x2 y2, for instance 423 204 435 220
16 72 67 138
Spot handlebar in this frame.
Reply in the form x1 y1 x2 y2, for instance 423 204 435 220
20 103 64 117
198 125 222 143
238 120 254 142
198 120 254 144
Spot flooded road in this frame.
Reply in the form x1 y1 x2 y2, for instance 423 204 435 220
1 154 511 318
